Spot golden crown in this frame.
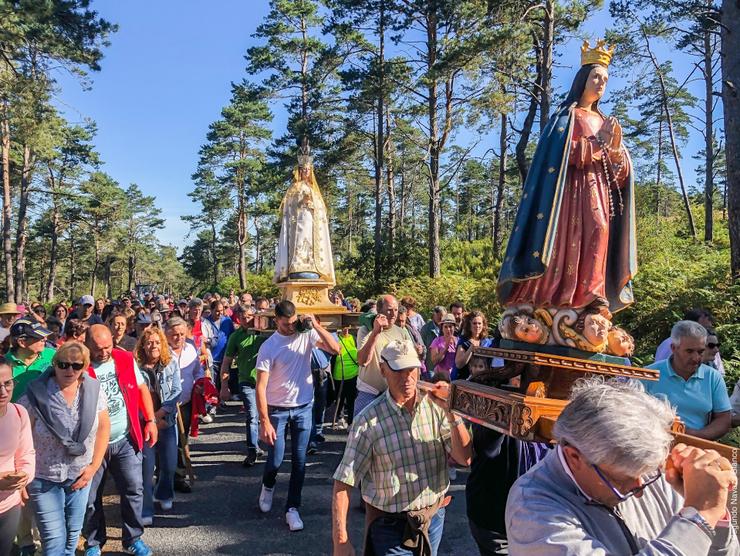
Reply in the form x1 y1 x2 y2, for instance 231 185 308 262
581 39 614 67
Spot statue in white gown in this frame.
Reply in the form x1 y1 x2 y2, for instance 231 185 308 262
274 151 335 284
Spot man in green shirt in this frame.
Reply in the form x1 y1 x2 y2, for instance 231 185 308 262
8 316 55 402
220 304 266 467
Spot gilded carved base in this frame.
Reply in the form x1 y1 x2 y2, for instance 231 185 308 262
277 279 347 315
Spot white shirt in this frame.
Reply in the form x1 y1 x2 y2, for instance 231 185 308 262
175 341 204 404
0 327 9 343
255 329 320 407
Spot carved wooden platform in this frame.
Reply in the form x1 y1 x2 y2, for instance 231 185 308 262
449 378 738 461
474 346 659 381
449 380 566 440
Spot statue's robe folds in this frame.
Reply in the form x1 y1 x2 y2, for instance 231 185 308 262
274 178 336 284
497 104 637 313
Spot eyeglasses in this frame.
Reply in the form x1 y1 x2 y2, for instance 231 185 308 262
592 464 662 501
55 361 85 371
707 342 721 349
0 379 15 391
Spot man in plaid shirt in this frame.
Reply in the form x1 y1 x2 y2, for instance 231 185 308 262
331 339 472 556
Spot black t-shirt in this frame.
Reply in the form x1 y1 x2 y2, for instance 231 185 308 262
465 425 551 533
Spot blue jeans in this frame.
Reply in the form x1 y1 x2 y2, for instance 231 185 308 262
142 424 178 517
27 477 90 556
369 507 446 556
83 436 144 549
261 402 313 511
239 382 259 455
311 367 330 442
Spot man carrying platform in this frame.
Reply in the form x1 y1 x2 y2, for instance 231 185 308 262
505 378 738 555
331 339 472 556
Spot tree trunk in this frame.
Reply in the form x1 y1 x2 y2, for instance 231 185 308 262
539 0 554 133
104 255 112 299
14 145 33 303
723 0 740 278
386 109 396 254
374 0 386 287
69 232 76 300
493 112 508 256
127 254 135 293
704 24 714 242
645 33 697 238
656 114 663 218
237 198 247 289
427 27 441 278
515 36 542 183
91 237 99 296
210 221 219 286
1 106 14 301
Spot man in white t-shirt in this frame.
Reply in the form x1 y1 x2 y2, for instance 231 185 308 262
255 300 339 532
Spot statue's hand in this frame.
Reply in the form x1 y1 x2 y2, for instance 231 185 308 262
597 119 613 146
609 118 622 150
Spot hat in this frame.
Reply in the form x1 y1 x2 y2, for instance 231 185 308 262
380 339 421 372
0 302 21 315
136 312 152 325
79 295 95 306
189 297 203 308
10 317 52 340
440 314 457 326
177 299 187 306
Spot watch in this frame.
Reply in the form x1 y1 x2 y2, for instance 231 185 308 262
678 506 716 539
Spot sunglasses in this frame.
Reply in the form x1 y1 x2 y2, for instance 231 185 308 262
707 342 721 349
55 361 85 371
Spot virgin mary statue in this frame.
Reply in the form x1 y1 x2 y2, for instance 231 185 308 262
497 40 637 314
274 150 336 284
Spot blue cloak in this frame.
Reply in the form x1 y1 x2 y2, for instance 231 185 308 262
496 103 637 313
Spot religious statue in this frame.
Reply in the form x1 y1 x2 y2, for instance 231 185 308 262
274 146 335 285
496 40 636 353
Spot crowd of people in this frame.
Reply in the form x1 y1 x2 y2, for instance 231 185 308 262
0 291 737 555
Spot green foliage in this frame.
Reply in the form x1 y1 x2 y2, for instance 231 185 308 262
208 272 279 299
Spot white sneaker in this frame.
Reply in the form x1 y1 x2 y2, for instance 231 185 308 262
285 507 304 531
141 516 153 526
200 413 213 424
156 498 173 511
258 485 274 513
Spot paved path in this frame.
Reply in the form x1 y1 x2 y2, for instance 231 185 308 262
97 401 478 555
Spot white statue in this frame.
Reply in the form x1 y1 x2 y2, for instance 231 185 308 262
274 150 335 284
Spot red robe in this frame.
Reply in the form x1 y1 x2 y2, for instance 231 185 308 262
506 108 629 309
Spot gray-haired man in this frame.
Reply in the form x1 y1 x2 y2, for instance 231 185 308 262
506 378 738 555
646 320 731 440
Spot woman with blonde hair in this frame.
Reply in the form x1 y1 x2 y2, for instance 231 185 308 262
135 326 181 523
20 341 109 555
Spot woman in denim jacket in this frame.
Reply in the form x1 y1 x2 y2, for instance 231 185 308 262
135 326 182 524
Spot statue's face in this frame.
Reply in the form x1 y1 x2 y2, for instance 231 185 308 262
583 313 610 346
299 165 311 180
607 328 634 357
513 316 546 344
581 65 609 104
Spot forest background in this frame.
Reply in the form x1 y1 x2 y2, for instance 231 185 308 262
3 0 740 409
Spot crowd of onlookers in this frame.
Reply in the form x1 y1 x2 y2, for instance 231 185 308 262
0 291 738 555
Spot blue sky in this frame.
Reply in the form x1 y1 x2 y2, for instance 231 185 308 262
54 2 708 252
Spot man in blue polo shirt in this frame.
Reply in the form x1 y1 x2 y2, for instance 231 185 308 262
646 320 731 440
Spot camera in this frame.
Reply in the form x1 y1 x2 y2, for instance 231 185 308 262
295 315 314 333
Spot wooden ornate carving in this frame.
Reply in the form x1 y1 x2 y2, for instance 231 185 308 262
473 346 659 381
511 404 535 437
296 287 322 306
452 388 512 431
